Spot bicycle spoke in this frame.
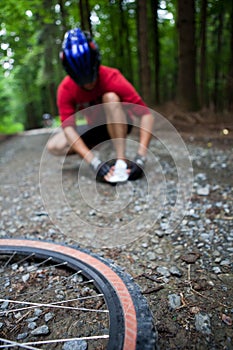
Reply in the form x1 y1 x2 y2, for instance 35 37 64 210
0 255 109 350
0 298 109 314
0 337 41 350
0 239 157 350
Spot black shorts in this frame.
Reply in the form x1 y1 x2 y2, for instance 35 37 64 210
77 123 133 149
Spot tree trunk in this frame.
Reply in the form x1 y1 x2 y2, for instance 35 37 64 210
42 23 58 117
213 10 223 112
151 0 160 104
79 0 92 34
25 102 40 130
227 1 233 112
177 0 198 110
119 1 134 82
137 1 151 105
199 0 207 107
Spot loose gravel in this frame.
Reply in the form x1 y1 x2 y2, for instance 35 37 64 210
0 126 233 349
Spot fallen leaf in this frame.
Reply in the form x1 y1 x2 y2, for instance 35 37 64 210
221 313 232 326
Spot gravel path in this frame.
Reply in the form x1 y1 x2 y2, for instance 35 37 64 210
0 125 233 349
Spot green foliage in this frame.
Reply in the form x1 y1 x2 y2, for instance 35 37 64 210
0 116 24 134
0 0 232 133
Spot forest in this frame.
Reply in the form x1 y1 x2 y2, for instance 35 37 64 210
0 0 232 133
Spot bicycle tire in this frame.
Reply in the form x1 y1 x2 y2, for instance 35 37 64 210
0 238 157 350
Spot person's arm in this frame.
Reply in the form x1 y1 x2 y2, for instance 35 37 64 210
63 126 94 163
128 113 154 181
64 126 111 179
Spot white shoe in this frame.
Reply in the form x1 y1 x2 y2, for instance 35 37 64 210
107 159 129 183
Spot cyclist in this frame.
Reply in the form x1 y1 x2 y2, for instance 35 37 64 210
47 28 154 183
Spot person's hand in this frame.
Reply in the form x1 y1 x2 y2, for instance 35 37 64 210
128 154 146 181
90 157 111 180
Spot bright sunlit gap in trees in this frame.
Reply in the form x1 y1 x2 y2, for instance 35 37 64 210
25 10 33 17
0 9 33 75
158 0 174 23
0 27 14 76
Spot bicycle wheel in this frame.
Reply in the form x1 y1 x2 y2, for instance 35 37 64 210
0 239 157 350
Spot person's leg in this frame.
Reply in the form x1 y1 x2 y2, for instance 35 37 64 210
102 92 128 160
47 125 110 157
47 131 75 156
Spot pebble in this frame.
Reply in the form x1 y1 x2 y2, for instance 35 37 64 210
197 186 210 196
31 325 49 335
45 312 54 322
34 308 43 316
26 317 38 322
1 301 9 310
62 340 88 350
147 251 156 261
1 130 233 349
17 333 28 340
28 322 37 330
212 266 222 274
22 273 30 283
195 313 211 334
156 266 170 278
220 259 231 266
14 312 22 319
155 230 164 238
169 266 182 277
168 294 181 309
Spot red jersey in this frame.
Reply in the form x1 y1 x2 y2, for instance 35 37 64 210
57 65 148 128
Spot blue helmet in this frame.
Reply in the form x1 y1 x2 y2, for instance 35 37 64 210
60 28 100 86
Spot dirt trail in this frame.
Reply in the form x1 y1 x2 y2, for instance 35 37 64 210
0 125 233 349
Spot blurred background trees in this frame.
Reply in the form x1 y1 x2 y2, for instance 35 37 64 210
0 0 232 131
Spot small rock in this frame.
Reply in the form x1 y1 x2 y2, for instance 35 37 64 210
11 263 18 271
147 251 156 261
45 312 54 322
34 308 43 317
154 247 164 255
28 322 37 330
31 325 49 335
168 294 181 309
156 266 170 277
22 273 30 283
190 306 201 314
27 317 38 322
134 205 142 212
141 242 148 248
155 230 164 238
212 266 221 274
196 173 207 181
195 313 211 334
214 257 222 263
197 186 210 196
17 333 28 340
200 233 212 242
169 266 182 277
220 259 231 266
181 252 200 264
1 301 9 310
62 340 88 350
